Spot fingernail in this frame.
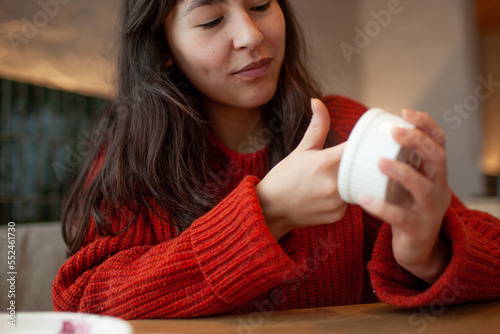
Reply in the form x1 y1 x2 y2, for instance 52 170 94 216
310 98 317 111
402 109 416 118
394 126 408 137
378 158 392 172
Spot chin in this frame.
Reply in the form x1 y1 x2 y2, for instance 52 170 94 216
242 86 278 108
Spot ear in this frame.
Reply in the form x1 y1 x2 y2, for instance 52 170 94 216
160 49 175 68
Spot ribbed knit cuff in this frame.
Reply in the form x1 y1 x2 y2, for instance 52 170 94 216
368 223 428 305
435 203 497 302
369 198 498 307
190 175 298 306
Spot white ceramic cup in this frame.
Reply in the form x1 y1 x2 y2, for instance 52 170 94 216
338 108 422 207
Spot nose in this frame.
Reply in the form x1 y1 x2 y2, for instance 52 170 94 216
232 13 264 51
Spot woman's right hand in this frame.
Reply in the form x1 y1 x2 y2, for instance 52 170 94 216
256 98 347 240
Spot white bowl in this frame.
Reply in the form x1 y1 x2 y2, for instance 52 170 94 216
0 312 134 334
338 108 421 207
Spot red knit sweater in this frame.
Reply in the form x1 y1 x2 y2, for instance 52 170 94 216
52 95 500 319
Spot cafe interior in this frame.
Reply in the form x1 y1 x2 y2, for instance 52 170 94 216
0 0 499 333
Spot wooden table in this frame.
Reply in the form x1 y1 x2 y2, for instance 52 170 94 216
129 299 500 334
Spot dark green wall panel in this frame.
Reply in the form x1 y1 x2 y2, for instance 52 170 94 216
0 78 106 224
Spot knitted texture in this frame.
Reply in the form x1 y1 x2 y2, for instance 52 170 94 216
52 95 500 319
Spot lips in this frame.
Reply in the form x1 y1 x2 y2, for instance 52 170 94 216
234 58 271 78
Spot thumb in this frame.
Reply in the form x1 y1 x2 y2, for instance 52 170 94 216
297 98 331 151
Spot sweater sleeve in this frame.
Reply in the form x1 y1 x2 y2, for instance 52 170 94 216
368 193 500 307
52 176 299 319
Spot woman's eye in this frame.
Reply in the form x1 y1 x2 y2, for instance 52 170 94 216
198 2 270 29
199 17 223 29
251 1 271 12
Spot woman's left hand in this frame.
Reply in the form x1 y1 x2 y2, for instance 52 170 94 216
359 108 452 284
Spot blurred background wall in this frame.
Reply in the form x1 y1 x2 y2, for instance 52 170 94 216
478 0 500 186
0 0 499 224
294 0 500 202
0 0 118 98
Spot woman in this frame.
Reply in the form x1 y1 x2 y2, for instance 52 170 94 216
53 0 500 319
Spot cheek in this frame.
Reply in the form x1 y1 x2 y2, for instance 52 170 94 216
179 37 228 76
263 12 286 55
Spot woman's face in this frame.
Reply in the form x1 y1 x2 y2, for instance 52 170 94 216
164 0 286 113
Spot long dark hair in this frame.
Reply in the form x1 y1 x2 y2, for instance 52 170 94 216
62 0 333 255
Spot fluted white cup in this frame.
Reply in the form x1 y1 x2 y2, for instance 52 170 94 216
338 108 421 207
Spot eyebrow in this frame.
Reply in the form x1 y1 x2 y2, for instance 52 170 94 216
183 0 226 16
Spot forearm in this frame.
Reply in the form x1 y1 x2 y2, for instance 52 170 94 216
54 176 299 319
368 195 500 307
